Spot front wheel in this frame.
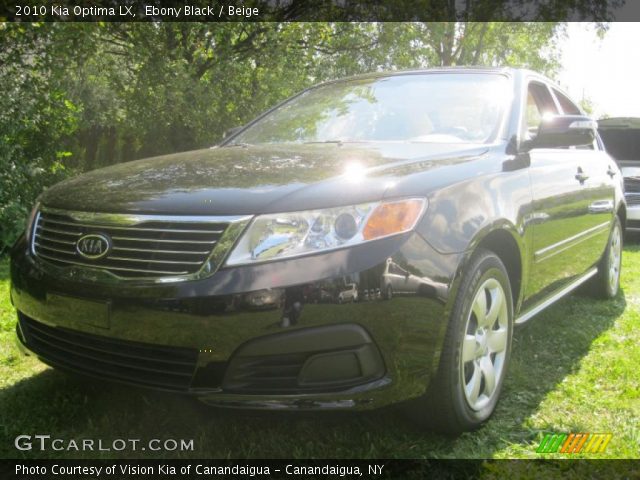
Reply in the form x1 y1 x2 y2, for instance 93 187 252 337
406 249 513 434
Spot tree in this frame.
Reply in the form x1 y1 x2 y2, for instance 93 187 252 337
0 23 78 251
0 21 608 253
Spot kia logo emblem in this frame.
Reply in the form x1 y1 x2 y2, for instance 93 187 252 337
76 233 111 260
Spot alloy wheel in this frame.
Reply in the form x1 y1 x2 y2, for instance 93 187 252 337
460 277 509 411
608 223 622 293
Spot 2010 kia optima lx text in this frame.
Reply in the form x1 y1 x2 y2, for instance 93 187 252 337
10 68 625 433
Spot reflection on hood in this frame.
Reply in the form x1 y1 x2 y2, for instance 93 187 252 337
41 142 489 215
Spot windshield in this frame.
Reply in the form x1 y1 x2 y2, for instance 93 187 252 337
229 73 509 146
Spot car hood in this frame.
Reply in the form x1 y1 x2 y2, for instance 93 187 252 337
40 142 491 215
598 117 640 168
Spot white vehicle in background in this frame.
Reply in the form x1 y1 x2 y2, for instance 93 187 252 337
598 117 640 234
381 258 449 301
381 258 423 299
337 283 359 303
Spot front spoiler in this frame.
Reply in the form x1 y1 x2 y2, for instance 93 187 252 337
15 330 393 411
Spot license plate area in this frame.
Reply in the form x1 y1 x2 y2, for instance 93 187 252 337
46 294 111 329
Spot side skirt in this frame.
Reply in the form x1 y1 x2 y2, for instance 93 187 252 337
515 267 598 325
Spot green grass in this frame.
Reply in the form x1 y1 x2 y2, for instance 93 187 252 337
0 243 638 461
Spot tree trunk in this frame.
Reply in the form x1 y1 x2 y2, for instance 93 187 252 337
104 126 118 165
82 126 101 171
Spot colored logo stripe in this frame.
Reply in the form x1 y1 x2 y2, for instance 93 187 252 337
537 433 612 454
583 433 613 453
560 433 588 453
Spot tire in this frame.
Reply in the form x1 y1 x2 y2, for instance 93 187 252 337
406 249 513 434
588 216 622 299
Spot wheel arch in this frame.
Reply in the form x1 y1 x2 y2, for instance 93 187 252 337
617 202 626 230
451 222 526 315
476 229 523 310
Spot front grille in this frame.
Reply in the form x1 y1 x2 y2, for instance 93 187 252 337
625 176 640 194
19 314 198 391
32 209 230 279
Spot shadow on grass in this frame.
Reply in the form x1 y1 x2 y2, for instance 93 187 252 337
499 287 626 429
0 291 627 460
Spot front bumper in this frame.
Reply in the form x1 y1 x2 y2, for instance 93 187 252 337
626 201 640 230
10 231 462 410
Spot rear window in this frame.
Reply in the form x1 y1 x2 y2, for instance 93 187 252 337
599 129 640 161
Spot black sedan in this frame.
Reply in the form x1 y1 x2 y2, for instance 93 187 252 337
10 68 625 433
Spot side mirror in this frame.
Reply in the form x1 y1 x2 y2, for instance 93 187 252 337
524 115 596 151
222 126 243 140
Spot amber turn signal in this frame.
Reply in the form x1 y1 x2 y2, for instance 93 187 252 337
363 198 426 240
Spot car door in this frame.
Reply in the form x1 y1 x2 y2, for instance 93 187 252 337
550 87 616 265
524 81 607 304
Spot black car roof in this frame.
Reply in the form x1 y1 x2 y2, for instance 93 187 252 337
327 66 514 82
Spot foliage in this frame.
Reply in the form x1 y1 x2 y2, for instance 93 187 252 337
0 24 76 252
0 21 590 253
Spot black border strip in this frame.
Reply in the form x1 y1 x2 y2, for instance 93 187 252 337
2 459 640 480
1 0 640 22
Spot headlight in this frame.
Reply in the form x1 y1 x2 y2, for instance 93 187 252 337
225 198 426 266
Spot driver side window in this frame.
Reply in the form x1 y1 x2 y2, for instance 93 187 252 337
524 82 558 140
